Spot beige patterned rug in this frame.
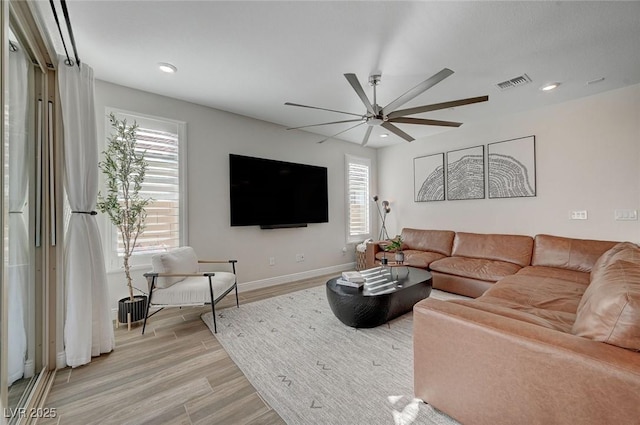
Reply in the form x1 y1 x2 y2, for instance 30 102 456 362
202 285 461 425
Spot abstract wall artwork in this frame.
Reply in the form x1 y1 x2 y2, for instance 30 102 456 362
488 136 536 199
414 153 445 202
446 145 485 200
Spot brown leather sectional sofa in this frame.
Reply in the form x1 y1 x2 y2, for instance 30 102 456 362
366 228 537 297
366 228 640 424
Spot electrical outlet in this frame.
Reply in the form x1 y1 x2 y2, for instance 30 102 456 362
570 210 588 220
295 253 305 263
269 257 276 266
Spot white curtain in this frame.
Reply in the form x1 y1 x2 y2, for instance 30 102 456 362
7 42 29 386
58 57 114 367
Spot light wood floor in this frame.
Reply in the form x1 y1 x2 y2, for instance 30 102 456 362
39 276 328 425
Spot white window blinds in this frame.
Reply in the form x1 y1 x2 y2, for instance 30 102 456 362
112 113 182 257
346 156 371 240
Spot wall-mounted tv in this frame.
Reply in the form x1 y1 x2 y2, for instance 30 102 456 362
229 154 329 228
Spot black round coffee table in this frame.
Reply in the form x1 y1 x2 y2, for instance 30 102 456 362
326 267 432 328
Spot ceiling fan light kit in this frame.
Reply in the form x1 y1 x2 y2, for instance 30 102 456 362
285 68 488 146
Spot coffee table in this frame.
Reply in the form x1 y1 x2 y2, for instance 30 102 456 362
326 266 432 328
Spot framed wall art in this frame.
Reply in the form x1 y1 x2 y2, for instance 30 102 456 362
488 136 536 199
446 145 485 200
414 153 445 202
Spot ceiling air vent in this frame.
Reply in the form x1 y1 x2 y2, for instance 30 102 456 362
495 74 532 91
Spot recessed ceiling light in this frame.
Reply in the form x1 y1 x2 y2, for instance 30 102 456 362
380 133 389 138
158 62 177 73
540 82 561 91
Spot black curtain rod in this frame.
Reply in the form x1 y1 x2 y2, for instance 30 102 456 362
49 0 80 68
60 0 80 68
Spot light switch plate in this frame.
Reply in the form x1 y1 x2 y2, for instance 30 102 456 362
615 209 638 221
570 210 588 220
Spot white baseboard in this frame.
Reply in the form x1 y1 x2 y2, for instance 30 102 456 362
56 351 66 370
110 262 355 320
238 262 355 293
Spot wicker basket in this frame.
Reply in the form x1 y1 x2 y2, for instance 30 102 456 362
356 250 367 271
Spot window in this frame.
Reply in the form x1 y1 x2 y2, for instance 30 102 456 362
345 155 371 242
105 110 186 269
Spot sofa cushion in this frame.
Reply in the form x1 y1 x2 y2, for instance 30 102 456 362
404 250 446 268
482 274 587 314
151 246 199 289
451 298 576 333
451 232 533 267
430 272 493 298
429 257 522 282
401 228 455 256
517 265 590 285
151 272 236 305
375 249 445 268
532 234 617 273
573 258 640 350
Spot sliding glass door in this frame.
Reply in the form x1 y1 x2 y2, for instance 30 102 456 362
6 25 39 413
2 1 58 422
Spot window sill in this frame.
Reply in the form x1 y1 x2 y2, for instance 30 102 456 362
347 235 372 245
107 263 151 275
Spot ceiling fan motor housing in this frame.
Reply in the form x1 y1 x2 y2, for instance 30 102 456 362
366 116 384 126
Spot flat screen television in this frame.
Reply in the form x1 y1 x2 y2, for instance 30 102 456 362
229 154 329 228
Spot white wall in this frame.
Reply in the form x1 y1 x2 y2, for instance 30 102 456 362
378 84 640 242
93 80 377 311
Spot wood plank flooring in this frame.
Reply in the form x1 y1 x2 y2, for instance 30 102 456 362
39 276 328 425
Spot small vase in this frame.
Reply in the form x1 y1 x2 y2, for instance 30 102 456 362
395 252 405 264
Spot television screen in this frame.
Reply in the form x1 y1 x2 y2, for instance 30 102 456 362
229 154 329 228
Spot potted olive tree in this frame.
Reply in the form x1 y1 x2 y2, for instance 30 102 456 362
97 113 151 330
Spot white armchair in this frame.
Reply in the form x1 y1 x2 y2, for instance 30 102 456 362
142 247 239 334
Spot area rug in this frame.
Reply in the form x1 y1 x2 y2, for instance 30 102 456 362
201 286 460 425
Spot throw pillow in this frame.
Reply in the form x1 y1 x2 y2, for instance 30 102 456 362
151 246 199 289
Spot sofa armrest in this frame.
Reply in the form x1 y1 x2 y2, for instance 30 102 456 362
364 241 382 269
413 298 640 425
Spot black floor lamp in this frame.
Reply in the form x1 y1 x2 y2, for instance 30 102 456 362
373 195 391 241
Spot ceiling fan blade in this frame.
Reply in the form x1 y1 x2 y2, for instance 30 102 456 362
382 68 454 115
381 122 414 142
387 95 489 119
287 119 364 130
284 102 363 118
344 74 375 114
361 126 373 147
318 122 365 144
389 117 462 127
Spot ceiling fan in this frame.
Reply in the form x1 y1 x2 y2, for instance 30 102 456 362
285 68 488 146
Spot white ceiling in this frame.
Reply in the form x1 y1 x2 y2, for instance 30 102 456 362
34 1 640 148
